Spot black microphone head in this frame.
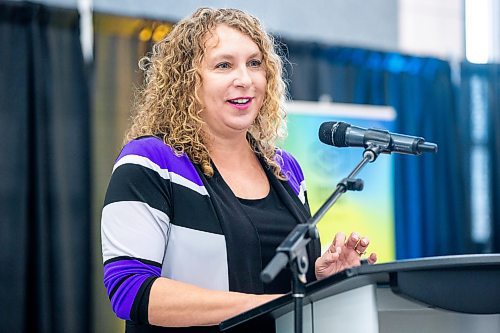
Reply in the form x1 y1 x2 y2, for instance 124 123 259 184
318 121 350 147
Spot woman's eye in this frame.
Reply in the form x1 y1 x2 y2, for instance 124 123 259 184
216 62 230 69
248 59 262 67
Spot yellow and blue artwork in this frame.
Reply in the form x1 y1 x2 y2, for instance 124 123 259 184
282 101 396 263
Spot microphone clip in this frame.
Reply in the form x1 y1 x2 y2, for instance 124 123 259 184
339 177 364 192
363 142 388 162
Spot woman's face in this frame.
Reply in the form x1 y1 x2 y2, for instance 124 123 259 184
198 24 267 140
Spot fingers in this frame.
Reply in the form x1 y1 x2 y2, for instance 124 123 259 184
332 232 346 248
330 231 376 260
367 253 377 264
317 232 377 281
354 236 370 255
344 232 360 250
323 243 341 263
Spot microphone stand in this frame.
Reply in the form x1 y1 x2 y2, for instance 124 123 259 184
261 143 386 333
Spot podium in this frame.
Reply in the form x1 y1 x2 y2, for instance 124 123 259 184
219 254 500 333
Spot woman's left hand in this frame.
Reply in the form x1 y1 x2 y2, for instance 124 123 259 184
315 231 377 280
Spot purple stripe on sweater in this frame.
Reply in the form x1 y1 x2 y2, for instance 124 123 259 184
276 149 304 196
118 137 204 187
104 259 161 320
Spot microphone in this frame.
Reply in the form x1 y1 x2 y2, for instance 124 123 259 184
318 121 437 155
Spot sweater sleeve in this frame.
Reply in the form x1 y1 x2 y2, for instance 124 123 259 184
101 137 173 323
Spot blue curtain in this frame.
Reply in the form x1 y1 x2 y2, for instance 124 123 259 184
282 40 468 259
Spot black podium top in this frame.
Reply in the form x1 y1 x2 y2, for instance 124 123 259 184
219 254 500 332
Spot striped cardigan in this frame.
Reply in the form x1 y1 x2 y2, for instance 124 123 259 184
101 136 321 332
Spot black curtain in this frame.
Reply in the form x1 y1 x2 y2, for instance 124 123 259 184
281 40 468 259
0 2 90 332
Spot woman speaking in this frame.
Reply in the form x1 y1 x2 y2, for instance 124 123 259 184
101 7 376 332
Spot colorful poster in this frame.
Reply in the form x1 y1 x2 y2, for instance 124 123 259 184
282 101 396 262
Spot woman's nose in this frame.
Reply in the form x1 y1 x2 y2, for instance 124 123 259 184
233 66 252 87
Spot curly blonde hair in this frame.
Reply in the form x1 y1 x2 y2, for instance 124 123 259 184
126 7 288 178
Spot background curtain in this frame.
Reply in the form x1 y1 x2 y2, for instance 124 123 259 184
488 64 500 254
282 40 468 259
0 2 90 332
460 62 500 254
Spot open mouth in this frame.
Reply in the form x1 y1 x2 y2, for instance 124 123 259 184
227 98 251 105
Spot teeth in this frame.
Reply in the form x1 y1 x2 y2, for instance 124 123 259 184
229 98 250 104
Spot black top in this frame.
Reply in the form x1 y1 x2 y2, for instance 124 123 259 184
238 184 298 294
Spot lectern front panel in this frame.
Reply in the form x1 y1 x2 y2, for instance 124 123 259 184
314 284 379 333
276 303 313 333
